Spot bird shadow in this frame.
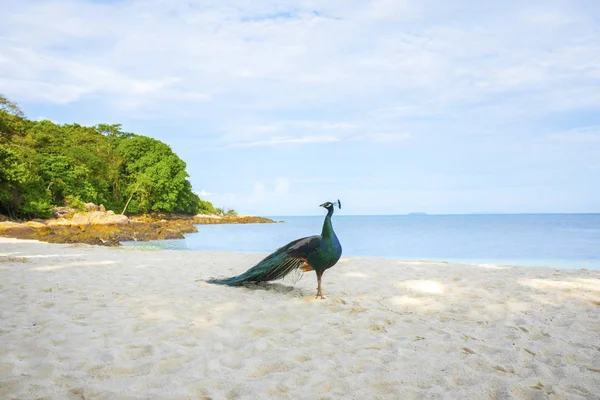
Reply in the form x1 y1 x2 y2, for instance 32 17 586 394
239 281 309 297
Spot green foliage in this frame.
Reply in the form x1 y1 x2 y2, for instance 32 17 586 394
0 145 27 215
0 144 53 218
0 94 215 218
38 154 97 204
0 145 27 184
117 136 198 214
19 195 53 218
198 199 216 214
64 195 87 212
0 94 25 118
214 207 237 216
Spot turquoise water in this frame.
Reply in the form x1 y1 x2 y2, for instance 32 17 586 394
122 214 600 270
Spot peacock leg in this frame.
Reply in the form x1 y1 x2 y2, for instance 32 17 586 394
315 271 325 299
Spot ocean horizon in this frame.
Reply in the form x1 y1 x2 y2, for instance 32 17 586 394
123 213 600 270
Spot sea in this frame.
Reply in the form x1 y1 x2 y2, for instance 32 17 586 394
122 214 600 270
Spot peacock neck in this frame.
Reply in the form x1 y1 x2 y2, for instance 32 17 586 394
321 209 334 239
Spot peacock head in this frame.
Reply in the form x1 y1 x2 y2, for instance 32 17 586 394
319 200 341 210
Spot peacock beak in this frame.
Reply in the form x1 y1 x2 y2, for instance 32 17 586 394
319 203 327 208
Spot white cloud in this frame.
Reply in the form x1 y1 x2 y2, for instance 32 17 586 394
541 126 600 143
2 0 599 129
195 190 216 197
229 135 341 148
210 177 297 212
317 122 358 130
34 116 56 122
368 0 414 20
369 133 411 142
274 178 290 195
0 46 185 105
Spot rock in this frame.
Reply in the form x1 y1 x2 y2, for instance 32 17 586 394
53 207 75 218
84 203 98 212
25 221 51 235
25 221 46 228
1 212 272 247
106 210 115 215
194 214 223 219
58 211 129 226
191 215 275 224
88 212 128 225
46 218 72 226
222 216 276 224
0 221 35 237
99 204 106 212
70 213 91 226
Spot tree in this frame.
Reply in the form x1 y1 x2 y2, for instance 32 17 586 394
116 135 200 214
95 123 134 139
121 172 151 214
0 95 216 218
37 155 97 204
0 94 25 118
0 145 52 218
198 199 216 214
0 145 28 216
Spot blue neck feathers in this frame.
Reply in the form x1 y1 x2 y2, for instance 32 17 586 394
321 208 334 238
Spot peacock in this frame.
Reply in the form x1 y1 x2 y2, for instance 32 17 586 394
206 200 342 299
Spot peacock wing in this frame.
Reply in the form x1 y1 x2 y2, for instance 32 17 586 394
285 235 321 259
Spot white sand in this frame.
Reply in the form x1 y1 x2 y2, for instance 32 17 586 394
1 238 599 399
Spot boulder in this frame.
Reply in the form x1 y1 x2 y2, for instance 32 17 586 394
24 221 45 228
0 221 35 237
25 221 51 235
46 218 72 226
53 207 75 218
88 211 129 225
85 202 98 212
99 204 106 212
70 213 91 226
46 211 129 227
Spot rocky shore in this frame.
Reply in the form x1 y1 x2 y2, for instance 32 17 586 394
0 208 276 246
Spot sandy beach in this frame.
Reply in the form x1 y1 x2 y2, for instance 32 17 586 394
1 237 599 399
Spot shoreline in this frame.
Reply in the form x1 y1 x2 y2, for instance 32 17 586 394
120 241 599 272
1 238 599 398
0 212 276 246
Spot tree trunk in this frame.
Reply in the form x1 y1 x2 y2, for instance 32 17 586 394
121 182 140 215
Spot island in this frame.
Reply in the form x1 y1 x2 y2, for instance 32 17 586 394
0 94 274 245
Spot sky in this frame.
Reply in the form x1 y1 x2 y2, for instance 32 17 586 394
1 0 599 215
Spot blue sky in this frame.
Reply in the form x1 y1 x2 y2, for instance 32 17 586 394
1 0 599 215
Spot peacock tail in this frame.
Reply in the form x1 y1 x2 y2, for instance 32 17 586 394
205 238 306 286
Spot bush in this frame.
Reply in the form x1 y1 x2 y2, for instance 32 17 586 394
198 200 216 214
64 195 87 212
